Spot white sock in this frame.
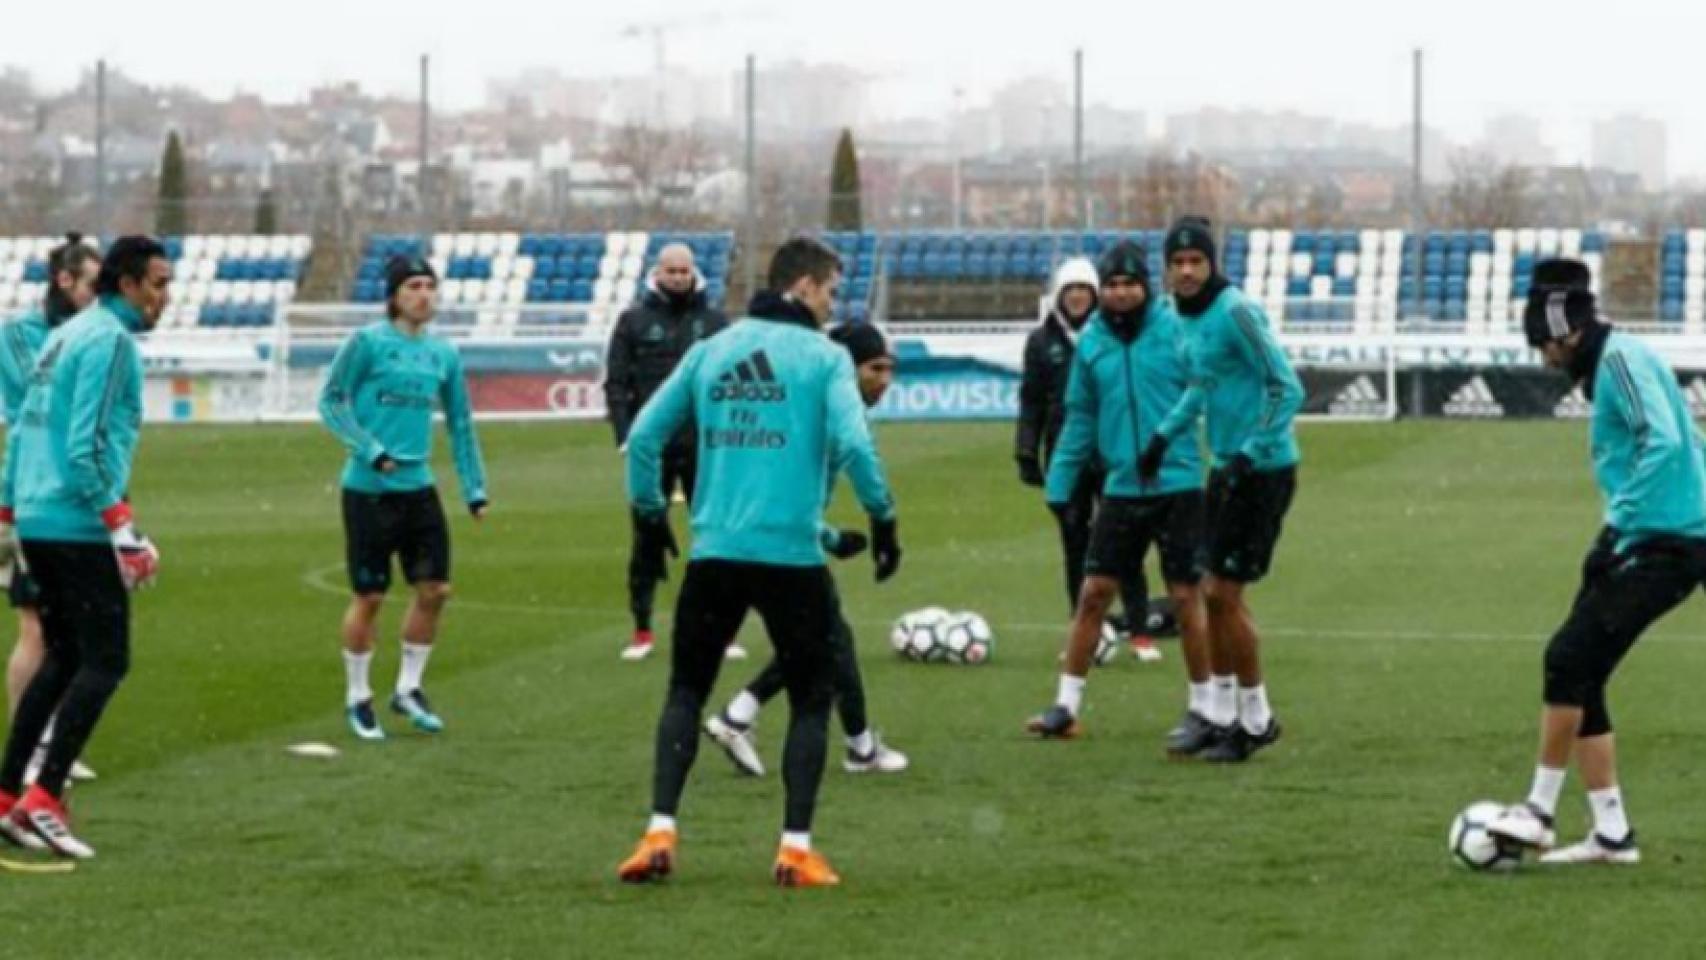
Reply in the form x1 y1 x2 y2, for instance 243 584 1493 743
726 689 761 727
1588 786 1631 841
781 830 811 852
1056 674 1087 716
846 729 875 756
1238 684 1272 735
397 641 433 695
343 649 373 707
648 814 677 835
1211 675 1237 726
1526 765 1566 818
1188 682 1213 717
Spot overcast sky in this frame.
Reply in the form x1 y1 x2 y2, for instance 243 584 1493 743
3 0 1702 180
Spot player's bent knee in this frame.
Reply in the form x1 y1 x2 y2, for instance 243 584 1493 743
416 581 453 608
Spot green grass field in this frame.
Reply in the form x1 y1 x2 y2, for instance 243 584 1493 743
4 419 1706 958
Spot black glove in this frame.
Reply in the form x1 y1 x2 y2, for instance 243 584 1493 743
1016 454 1044 488
1223 453 1256 489
826 529 868 560
632 509 679 579
1582 526 1619 584
870 517 902 583
468 499 489 519
372 453 397 473
1138 436 1168 482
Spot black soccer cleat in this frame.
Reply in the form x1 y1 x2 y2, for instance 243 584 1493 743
1164 711 1222 758
1025 704 1081 739
1203 717 1282 763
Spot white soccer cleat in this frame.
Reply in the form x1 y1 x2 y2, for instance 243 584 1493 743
1130 637 1163 663
0 807 46 851
21 791 94 860
724 643 749 661
704 712 765 777
621 641 654 662
1540 833 1641 865
1486 803 1556 850
844 735 909 774
69 760 98 783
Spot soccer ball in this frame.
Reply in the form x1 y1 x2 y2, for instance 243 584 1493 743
1449 801 1522 872
1093 621 1122 666
892 607 951 662
942 611 994 665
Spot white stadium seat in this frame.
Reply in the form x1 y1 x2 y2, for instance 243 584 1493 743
1290 253 1312 278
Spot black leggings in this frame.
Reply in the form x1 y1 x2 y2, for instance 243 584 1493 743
650 560 838 832
744 612 866 739
0 541 130 798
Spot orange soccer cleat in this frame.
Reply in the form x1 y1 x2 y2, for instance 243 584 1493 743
773 845 841 888
616 829 677 884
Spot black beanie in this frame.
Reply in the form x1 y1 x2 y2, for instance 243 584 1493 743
1096 241 1151 290
829 322 892 366
1523 258 1600 348
1164 216 1217 268
386 254 438 300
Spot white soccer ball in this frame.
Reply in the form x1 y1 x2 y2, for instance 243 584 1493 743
906 618 945 662
945 611 994 665
1449 801 1522 872
891 607 950 660
1093 621 1122 667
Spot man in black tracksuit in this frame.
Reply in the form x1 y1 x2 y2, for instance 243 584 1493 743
1016 257 1160 655
605 244 729 661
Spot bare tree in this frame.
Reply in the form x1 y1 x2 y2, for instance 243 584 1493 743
1437 154 1532 229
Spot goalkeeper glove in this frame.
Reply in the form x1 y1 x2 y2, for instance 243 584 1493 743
102 503 160 591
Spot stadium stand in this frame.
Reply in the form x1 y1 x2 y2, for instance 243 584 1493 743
843 226 1612 327
0 233 312 330
350 231 735 327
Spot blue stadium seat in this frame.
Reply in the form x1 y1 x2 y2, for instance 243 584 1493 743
533 258 557 281
571 279 594 302
1423 253 1445 277
549 279 571 302
1286 277 1309 297
1662 299 1684 322
527 279 549 302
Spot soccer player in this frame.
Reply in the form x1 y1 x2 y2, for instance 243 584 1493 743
603 243 733 662
1023 242 1210 744
616 237 899 888
0 235 168 858
1016 257 1160 663
318 255 488 742
0 234 101 784
705 321 908 777
1141 217 1304 762
1486 260 1706 865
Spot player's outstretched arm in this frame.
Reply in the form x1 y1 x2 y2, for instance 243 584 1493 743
318 330 386 466
439 345 488 517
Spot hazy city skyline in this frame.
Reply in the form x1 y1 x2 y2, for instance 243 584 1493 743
1 0 1700 182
